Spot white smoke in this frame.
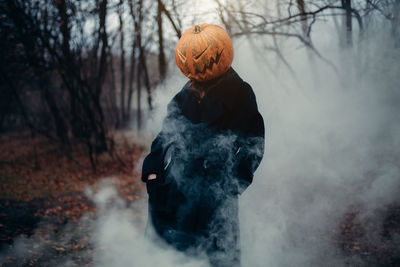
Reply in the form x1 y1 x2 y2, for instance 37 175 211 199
92 21 400 267
89 179 209 267
236 26 400 266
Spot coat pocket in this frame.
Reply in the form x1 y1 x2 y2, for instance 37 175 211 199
146 143 174 194
147 142 186 216
146 174 184 212
147 177 185 235
146 178 159 195
147 179 168 213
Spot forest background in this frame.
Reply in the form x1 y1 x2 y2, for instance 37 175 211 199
1 0 400 266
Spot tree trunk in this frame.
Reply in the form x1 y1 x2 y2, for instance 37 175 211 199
342 0 353 46
41 83 69 145
137 65 142 129
157 0 181 38
118 0 126 122
127 39 136 120
140 51 152 110
296 0 308 38
157 0 167 81
107 49 120 128
93 0 109 153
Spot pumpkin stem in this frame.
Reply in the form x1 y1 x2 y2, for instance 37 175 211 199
194 25 201 34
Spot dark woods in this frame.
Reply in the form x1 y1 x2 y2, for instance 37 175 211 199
1 0 399 171
0 0 183 171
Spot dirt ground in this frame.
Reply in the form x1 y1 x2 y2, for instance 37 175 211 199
0 132 399 266
0 131 146 266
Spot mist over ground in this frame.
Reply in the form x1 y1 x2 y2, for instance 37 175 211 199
3 17 399 267
122 22 400 266
236 31 400 266
2 0 399 266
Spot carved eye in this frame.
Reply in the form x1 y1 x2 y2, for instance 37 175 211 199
177 49 187 63
193 46 209 61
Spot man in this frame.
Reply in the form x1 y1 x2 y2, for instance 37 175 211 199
141 24 265 267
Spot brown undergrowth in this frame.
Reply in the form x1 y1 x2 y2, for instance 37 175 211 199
0 131 145 201
0 131 146 266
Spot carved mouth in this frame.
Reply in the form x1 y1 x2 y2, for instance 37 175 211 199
195 48 224 74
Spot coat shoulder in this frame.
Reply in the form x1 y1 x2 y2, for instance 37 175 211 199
232 79 259 115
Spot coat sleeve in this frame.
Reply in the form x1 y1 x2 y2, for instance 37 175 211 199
141 93 181 182
234 82 265 194
141 135 164 182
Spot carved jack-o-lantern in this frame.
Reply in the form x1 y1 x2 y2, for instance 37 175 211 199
175 23 234 82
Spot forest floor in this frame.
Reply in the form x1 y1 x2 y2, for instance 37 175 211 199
0 132 399 266
0 131 146 266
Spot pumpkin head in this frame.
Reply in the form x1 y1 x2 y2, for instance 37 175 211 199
175 23 234 82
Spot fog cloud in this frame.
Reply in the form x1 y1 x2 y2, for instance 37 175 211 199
96 22 400 267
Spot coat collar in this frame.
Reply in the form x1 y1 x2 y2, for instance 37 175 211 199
182 68 242 116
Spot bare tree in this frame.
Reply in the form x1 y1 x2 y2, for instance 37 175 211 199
157 0 167 81
118 0 127 122
342 0 353 46
213 0 372 68
158 0 182 38
1 0 114 171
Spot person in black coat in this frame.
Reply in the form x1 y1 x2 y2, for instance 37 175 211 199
141 67 265 267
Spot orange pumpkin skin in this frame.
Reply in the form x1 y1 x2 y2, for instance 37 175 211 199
175 23 234 82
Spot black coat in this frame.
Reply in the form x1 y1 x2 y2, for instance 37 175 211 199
141 68 265 266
